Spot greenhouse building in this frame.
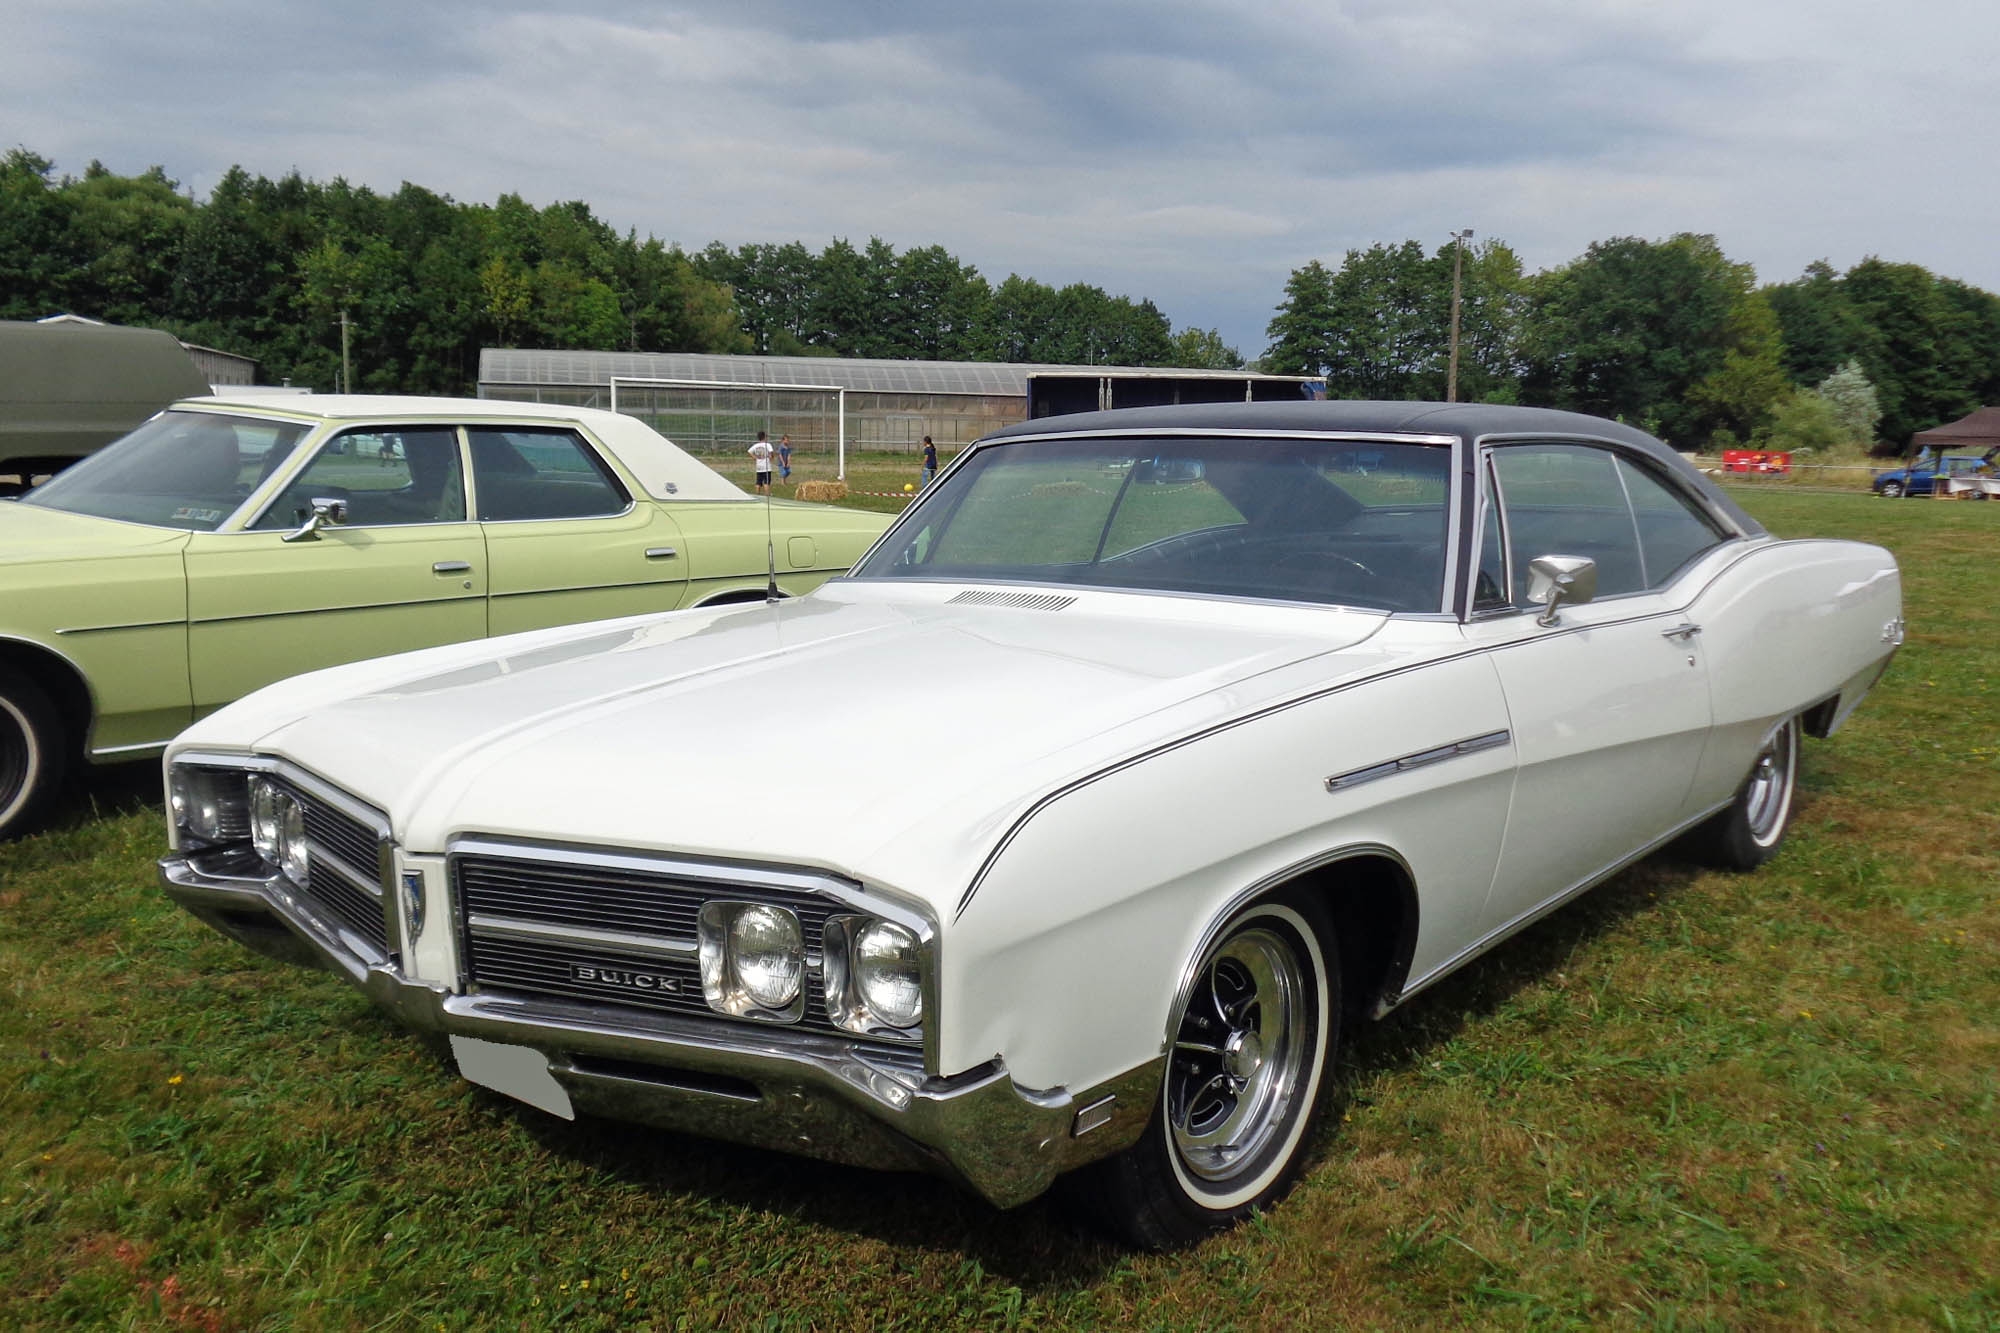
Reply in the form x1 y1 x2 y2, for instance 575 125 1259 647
477 348 1312 468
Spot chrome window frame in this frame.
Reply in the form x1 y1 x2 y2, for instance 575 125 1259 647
851 427 1465 618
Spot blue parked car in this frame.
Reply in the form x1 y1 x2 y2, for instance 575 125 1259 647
1872 451 1997 498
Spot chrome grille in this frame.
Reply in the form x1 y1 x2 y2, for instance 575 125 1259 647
278 778 387 957
305 801 378 882
453 847 916 1055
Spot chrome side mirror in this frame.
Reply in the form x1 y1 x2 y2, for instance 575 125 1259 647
1527 554 1597 627
283 496 349 543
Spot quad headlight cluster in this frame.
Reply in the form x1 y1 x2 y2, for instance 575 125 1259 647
169 763 308 889
697 901 926 1038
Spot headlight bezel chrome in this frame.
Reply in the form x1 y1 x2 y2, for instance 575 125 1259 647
823 914 926 1038
248 774 310 888
698 900 807 1022
169 764 252 849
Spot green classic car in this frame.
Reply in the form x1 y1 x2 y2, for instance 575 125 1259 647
0 395 890 838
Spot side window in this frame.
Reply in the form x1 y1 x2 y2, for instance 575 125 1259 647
468 428 627 521
1491 444 1646 601
1615 456 1728 585
252 427 465 529
1490 444 1730 605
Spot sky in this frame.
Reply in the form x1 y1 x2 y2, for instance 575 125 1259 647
5 0 1999 359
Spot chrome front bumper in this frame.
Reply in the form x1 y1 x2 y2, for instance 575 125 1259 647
160 854 1156 1208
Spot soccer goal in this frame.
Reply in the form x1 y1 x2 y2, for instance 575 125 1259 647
609 378 848 480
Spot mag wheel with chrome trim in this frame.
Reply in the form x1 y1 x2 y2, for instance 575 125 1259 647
1075 895 1337 1249
1688 714 1801 870
0 666 66 841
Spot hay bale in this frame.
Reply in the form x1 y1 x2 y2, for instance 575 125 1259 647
1030 480 1094 498
794 479 849 503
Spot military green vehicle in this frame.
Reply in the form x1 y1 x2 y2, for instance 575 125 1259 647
0 319 211 491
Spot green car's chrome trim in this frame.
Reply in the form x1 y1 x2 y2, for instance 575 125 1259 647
54 619 187 636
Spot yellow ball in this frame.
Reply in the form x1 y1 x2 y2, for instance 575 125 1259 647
903 483 915 492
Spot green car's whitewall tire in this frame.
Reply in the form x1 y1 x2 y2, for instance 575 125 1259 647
0 666 66 840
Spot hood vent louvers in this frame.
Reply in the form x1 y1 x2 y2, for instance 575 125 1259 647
946 590 1078 612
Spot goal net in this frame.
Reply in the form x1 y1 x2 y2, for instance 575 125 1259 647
609 378 847 478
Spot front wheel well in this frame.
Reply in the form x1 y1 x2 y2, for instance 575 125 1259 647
1274 851 1418 1024
0 641 91 758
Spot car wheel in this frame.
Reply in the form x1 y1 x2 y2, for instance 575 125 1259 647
1878 480 1904 498
1075 896 1337 1248
1687 715 1800 870
0 667 67 840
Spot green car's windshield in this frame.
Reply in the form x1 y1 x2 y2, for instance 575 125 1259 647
21 410 312 531
851 436 1454 612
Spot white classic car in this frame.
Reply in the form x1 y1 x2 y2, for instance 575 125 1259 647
160 402 1902 1247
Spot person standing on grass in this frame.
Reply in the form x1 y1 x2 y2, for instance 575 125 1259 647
778 434 793 481
921 435 938 488
749 431 775 494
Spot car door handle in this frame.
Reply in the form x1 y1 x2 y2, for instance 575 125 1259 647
433 561 472 574
645 547 678 560
1661 622 1702 642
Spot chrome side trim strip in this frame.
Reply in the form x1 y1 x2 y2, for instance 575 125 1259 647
55 619 186 636
189 595 480 629
1324 729 1511 793
465 912 699 960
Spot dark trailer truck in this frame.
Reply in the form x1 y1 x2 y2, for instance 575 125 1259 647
1 319 211 493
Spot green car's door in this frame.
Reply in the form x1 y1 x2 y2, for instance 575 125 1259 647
468 425 690 636
184 426 488 714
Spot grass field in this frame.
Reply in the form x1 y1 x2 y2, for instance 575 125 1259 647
2 488 1994 1330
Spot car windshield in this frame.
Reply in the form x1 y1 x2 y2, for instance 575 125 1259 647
851 435 1454 612
20 410 313 530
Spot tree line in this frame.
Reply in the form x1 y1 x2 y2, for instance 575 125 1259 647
7 149 1996 451
1265 235 2000 452
0 151 1241 396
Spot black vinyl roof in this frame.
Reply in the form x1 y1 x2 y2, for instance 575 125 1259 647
985 400 1765 538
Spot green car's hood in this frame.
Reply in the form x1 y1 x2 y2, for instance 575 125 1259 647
0 501 192 565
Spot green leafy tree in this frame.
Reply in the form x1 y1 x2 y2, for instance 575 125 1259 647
1842 258 1983 446
1760 390 1847 456
1263 260 1339 377
0 150 85 317
1168 326 1243 369
1264 241 1522 399
1520 233 1779 447
1816 359 1882 447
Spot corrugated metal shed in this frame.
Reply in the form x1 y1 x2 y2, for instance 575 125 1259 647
478 349 1297 398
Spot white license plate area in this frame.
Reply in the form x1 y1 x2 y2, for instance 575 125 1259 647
449 1034 575 1120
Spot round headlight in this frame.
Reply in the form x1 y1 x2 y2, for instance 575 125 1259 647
853 920 923 1028
249 777 284 865
730 905 803 1010
172 767 240 844
278 796 308 886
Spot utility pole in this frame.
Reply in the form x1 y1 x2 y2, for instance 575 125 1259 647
1447 229 1473 403
339 309 353 394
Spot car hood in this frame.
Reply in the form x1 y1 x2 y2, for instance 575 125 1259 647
0 501 192 564
184 583 1406 918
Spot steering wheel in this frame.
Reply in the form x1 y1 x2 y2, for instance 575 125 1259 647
1270 548 1381 582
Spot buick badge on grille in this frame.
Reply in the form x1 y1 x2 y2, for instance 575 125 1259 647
570 962 680 993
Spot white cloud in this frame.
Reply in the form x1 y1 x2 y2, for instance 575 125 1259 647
3 0 1998 355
